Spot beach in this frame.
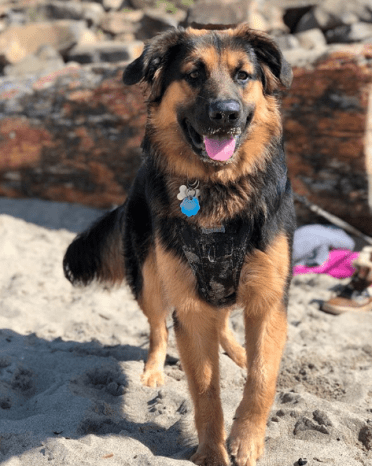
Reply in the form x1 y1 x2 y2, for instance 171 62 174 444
0 199 371 466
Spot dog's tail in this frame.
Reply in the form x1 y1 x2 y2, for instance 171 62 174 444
63 204 126 287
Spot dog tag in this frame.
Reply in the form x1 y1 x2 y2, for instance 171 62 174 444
181 196 200 217
177 185 200 201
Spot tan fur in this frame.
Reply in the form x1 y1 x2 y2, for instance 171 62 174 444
229 234 289 465
222 49 256 76
220 312 247 369
138 249 169 387
238 233 290 312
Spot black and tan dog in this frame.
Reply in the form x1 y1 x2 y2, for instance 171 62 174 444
63 23 296 466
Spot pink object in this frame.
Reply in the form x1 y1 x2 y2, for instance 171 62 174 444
204 136 236 161
293 249 360 278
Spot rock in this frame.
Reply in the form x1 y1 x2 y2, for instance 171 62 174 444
37 1 105 26
185 0 251 26
185 0 286 33
101 10 143 36
283 5 313 33
295 0 372 33
136 8 186 41
359 425 372 450
283 47 327 69
4 44 65 77
274 34 301 51
78 29 100 46
326 22 372 44
295 28 327 50
67 40 143 64
260 3 288 34
103 0 126 10
0 64 147 207
0 4 10 16
283 44 372 235
319 0 372 26
114 32 136 42
5 8 26 26
129 0 190 11
294 10 318 33
0 21 87 65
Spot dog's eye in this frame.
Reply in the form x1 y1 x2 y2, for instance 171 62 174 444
189 70 199 80
236 71 250 83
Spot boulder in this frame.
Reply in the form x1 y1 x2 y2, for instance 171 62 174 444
136 8 186 41
102 0 126 11
326 23 372 44
0 64 147 208
274 34 300 51
67 40 143 64
0 21 87 65
295 28 327 50
100 10 143 36
4 44 65 77
295 0 372 33
283 5 313 33
283 46 327 69
36 1 105 26
282 44 372 234
129 0 190 11
185 0 251 26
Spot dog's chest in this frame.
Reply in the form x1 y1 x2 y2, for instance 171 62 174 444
177 219 252 307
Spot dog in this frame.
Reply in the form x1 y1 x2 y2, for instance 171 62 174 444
63 23 296 466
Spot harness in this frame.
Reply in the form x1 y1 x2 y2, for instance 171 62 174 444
177 219 252 307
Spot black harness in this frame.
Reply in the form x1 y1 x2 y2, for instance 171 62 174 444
177 219 252 307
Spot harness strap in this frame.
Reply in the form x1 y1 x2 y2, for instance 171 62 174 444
178 220 251 307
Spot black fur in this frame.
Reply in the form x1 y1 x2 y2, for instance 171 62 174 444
63 205 125 286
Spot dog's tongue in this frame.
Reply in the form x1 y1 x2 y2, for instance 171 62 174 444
204 137 236 161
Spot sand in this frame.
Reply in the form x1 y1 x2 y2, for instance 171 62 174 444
0 198 371 466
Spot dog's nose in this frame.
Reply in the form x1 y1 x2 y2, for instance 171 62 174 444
208 100 241 125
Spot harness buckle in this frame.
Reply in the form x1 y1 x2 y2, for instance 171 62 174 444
207 245 216 262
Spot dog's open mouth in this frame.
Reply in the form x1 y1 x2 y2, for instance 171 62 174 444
184 120 241 162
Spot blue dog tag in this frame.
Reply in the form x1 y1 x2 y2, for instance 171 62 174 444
181 196 200 217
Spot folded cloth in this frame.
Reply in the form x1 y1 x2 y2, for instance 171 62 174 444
292 224 355 266
293 249 360 279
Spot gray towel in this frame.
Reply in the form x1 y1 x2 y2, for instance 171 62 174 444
293 225 355 266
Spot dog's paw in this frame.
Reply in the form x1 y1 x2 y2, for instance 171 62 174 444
141 369 164 388
190 443 230 466
228 421 265 466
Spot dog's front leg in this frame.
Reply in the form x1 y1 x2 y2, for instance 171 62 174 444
228 305 287 466
174 308 230 466
138 251 169 388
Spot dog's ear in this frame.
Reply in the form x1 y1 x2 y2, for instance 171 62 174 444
123 28 185 101
235 24 292 93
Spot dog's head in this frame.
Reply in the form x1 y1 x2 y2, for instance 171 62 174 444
123 24 292 178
